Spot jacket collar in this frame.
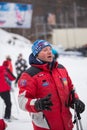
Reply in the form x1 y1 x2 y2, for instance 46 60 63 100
29 53 58 71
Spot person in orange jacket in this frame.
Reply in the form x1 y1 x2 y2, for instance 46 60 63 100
0 61 16 121
18 40 85 130
0 119 7 130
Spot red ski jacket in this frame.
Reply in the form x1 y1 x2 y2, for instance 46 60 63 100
18 62 78 130
0 66 16 92
7 60 13 73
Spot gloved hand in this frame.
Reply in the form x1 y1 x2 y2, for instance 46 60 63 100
35 94 53 111
74 99 85 113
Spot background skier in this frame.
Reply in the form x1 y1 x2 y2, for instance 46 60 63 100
0 61 16 121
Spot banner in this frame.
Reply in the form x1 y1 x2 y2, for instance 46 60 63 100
0 2 33 28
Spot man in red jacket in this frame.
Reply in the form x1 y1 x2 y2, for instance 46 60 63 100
0 119 7 130
18 40 85 130
0 61 16 121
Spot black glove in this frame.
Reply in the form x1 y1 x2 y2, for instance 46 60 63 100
74 99 85 114
35 94 53 111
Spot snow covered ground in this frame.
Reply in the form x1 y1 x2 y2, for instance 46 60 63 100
0 29 87 130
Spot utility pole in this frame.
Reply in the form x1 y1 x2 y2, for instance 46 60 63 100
73 2 78 28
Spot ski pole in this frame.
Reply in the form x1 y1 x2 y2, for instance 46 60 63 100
77 112 83 130
74 103 80 130
72 89 84 130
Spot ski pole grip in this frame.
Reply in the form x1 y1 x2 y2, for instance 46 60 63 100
72 89 81 119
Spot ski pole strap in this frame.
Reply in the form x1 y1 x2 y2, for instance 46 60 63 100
66 89 75 107
71 89 75 101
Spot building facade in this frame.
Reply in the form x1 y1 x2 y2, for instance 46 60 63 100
0 0 87 42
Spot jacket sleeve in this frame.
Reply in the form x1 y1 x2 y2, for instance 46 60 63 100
18 72 38 113
6 68 16 81
64 67 79 106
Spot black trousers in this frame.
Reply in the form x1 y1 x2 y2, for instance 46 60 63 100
0 91 12 119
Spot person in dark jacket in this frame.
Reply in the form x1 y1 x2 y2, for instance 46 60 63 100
18 39 85 130
15 53 28 84
0 61 16 121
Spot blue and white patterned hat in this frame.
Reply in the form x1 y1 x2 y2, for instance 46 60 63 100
32 39 52 56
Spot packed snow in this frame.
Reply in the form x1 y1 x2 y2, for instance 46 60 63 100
0 29 87 130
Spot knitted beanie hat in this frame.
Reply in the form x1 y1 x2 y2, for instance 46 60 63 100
32 39 52 56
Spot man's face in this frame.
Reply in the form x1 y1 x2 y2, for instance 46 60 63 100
37 46 53 62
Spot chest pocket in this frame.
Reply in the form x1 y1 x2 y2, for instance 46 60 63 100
37 73 50 88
